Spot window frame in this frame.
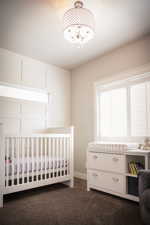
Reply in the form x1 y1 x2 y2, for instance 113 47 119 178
95 72 150 142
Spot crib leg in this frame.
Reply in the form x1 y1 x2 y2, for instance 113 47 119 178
70 178 74 188
87 184 91 192
64 178 74 188
0 194 3 208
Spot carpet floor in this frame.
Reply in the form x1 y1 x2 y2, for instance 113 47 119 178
0 179 143 225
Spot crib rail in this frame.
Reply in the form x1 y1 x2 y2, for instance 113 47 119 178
4 135 72 188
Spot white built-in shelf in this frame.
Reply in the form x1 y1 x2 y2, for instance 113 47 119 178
126 194 139 202
126 173 138 178
126 149 150 156
87 147 150 202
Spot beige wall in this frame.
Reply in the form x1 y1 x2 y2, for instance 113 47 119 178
71 35 150 175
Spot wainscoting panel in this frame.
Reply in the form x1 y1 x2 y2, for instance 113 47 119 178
0 117 21 135
0 49 21 84
21 101 46 119
21 118 46 133
0 98 21 116
21 58 46 89
0 97 46 135
0 48 71 130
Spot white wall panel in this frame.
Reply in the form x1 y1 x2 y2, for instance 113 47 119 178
48 94 65 127
21 101 46 119
46 66 71 127
0 49 21 84
0 48 71 134
22 58 46 89
0 98 20 116
0 118 20 135
21 119 45 133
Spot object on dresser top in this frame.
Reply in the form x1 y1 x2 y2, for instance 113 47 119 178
128 161 144 175
139 137 150 150
88 142 139 154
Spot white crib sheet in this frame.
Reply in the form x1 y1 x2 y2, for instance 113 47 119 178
5 157 68 176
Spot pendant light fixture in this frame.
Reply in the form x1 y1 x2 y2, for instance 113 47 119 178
63 1 95 45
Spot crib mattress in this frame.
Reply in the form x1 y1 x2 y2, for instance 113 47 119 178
5 157 68 176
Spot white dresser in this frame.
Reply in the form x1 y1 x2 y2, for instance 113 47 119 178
87 143 150 202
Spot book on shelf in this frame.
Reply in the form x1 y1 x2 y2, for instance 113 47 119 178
128 161 144 175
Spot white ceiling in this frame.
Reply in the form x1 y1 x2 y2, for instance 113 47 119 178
0 0 150 70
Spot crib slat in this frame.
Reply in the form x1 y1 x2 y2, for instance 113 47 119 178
40 138 43 180
67 138 70 176
52 138 55 178
22 138 25 184
16 138 19 185
62 138 64 177
58 138 60 177
31 138 34 182
47 138 49 178
66 137 68 176
34 138 36 180
44 138 47 179
66 138 68 176
63 138 66 177
58 138 61 177
62 138 65 176
65 138 67 176
11 138 15 186
11 138 14 185
48 138 51 178
6 138 9 187
51 138 53 178
56 138 58 177
37 138 39 181
26 138 30 183
5 138 6 187
59 138 62 177
55 138 58 177
51 138 53 177
36 138 39 181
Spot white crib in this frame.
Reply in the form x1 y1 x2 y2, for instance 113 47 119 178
0 124 74 207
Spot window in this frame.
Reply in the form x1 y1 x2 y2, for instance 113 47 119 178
0 84 48 103
100 88 127 137
130 83 147 136
96 73 150 140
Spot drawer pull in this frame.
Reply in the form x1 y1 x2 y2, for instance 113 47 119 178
112 157 119 162
112 177 119 183
93 155 98 159
92 173 98 177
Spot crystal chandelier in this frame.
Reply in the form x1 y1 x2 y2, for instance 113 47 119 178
63 1 95 45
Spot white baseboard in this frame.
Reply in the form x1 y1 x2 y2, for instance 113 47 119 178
74 171 87 180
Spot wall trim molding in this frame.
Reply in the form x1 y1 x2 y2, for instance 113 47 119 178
94 61 150 87
74 171 87 180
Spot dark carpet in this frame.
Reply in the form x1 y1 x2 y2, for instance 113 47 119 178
0 179 143 225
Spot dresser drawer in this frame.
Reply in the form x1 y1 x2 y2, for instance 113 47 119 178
87 152 103 170
101 153 125 173
88 170 105 189
88 152 125 173
88 170 125 194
